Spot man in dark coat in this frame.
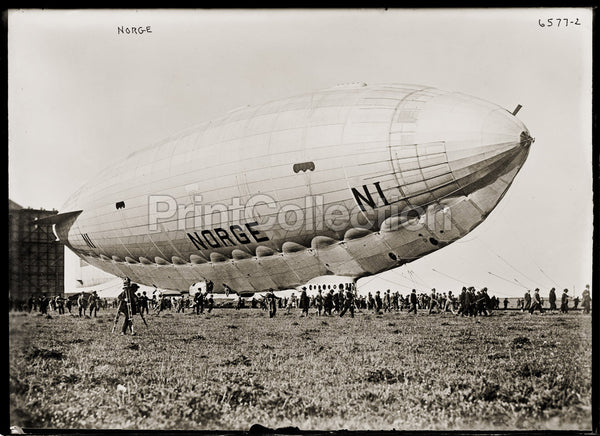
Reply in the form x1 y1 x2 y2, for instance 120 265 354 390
116 283 142 335
560 289 569 313
548 287 557 311
408 289 418 314
39 294 49 315
88 291 99 317
265 290 279 318
375 291 383 314
467 287 477 316
460 287 471 316
324 290 333 316
194 291 204 314
335 285 345 314
383 290 391 312
77 293 88 317
523 290 531 312
138 291 149 315
207 294 214 313
55 295 65 315
299 287 309 317
339 288 355 318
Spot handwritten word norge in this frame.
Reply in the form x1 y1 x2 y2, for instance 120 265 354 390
117 26 152 35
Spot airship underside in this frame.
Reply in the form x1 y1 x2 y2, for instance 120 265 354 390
52 83 533 293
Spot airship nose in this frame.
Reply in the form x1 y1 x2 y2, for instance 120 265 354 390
434 97 533 233
519 130 534 148
423 95 534 197
389 91 533 216
480 104 533 152
413 91 533 162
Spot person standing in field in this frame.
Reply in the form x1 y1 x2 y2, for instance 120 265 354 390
299 287 309 317
468 287 478 316
154 292 165 315
52 296 59 314
315 289 323 316
444 291 456 314
88 291 99 317
475 288 491 316
529 288 544 314
339 287 355 318
560 289 569 313
55 295 65 315
176 296 185 313
265 290 278 318
116 283 142 335
408 289 418 315
582 284 591 314
456 286 467 316
548 287 557 311
483 288 492 315
375 291 383 314
194 291 204 314
459 287 471 316
438 293 447 312
336 285 345 314
286 293 295 314
77 293 88 317
392 292 399 311
27 296 35 313
138 291 149 315
503 297 509 310
428 289 440 314
324 289 333 316
383 290 391 312
522 290 531 312
207 294 214 313
39 294 49 315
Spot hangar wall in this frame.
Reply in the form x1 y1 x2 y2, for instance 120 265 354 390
9 199 64 302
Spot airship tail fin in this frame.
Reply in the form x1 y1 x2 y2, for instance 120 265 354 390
34 210 82 245
33 210 82 226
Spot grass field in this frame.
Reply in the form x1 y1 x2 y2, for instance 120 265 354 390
8 307 592 431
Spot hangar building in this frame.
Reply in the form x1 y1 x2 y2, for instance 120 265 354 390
9 199 64 304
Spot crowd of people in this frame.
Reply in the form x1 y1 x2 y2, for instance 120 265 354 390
9 292 110 316
248 284 592 318
515 286 592 314
9 282 592 320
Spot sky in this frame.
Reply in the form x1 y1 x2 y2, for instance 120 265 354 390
8 8 594 297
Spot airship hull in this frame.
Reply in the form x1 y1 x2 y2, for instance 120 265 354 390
56 83 532 292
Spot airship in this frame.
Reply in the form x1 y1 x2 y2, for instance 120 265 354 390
47 83 533 295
